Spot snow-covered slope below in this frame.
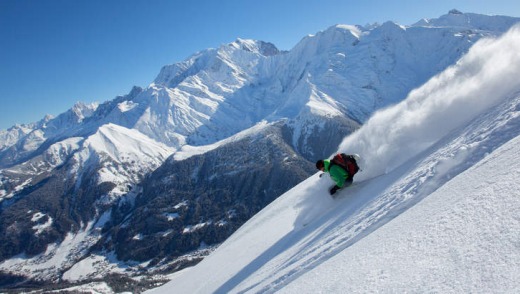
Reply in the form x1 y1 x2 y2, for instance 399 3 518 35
149 24 520 294
283 134 520 293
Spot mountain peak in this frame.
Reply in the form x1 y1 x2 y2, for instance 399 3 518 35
379 20 406 31
449 9 463 15
71 101 98 120
412 10 520 31
229 38 280 56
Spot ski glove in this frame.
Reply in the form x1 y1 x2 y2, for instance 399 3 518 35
329 185 340 195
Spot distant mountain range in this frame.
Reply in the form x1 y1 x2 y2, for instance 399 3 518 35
1 9 518 291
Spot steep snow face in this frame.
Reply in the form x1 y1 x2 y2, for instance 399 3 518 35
149 39 288 146
153 39 275 92
72 123 175 201
82 123 174 165
271 17 496 125
148 24 520 294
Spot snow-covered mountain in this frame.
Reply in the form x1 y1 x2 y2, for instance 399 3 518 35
149 22 520 294
0 10 519 292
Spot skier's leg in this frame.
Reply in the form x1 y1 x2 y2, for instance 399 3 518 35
344 177 353 187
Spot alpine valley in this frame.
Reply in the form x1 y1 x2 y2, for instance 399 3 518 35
1 10 519 292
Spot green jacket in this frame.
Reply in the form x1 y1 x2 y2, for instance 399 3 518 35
324 160 350 188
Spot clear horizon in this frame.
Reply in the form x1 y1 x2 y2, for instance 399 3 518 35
1 0 519 129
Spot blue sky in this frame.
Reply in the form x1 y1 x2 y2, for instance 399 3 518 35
0 0 519 130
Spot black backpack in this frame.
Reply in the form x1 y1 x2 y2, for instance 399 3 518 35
330 153 360 176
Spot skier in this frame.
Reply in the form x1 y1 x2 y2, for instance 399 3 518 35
316 153 360 196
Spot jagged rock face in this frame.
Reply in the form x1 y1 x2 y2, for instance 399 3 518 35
104 122 316 262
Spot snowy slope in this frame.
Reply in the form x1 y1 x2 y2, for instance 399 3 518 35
73 123 175 200
283 134 520 293
149 24 520 293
